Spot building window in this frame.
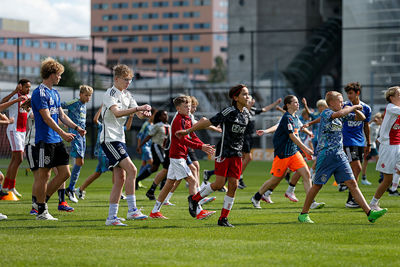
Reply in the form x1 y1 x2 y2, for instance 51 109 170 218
193 46 210 52
0 38 4 44
59 42 73 51
112 2 128 9
214 11 227 18
7 38 22 46
142 13 159 19
239 54 245 61
152 24 169 30
173 23 190 30
25 39 40 48
163 58 179 64
183 57 200 64
219 24 228 30
103 36 119 43
183 34 200 41
34 54 41 61
183 11 200 18
153 1 169 7
214 35 226 41
239 0 244 6
163 12 179 18
122 36 139 42
173 1 189 6
163 35 179 41
112 25 129 31
193 0 210 6
220 1 228 7
194 69 210 75
112 48 129 54
76 45 89 52
193 23 210 29
173 46 189 53
142 35 159 42
220 47 227 52
132 2 149 8
93 3 109 9
0 51 14 59
152 47 168 53
122 14 138 20
93 46 105 53
132 24 149 31
43 41 57 49
102 14 118 21
132 47 149 53
93 26 109 32
142 58 157 64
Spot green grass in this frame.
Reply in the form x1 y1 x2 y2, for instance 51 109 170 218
0 159 399 266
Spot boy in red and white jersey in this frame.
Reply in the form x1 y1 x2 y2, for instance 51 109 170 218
1 79 31 197
370 86 400 210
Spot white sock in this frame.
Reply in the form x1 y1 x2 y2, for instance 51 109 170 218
196 204 203 215
152 201 163 213
126 194 137 212
286 185 295 194
196 186 201 192
391 173 400 191
200 183 214 198
264 190 273 197
370 196 379 206
164 192 173 203
108 203 119 220
310 168 314 178
240 174 243 179
223 195 235 210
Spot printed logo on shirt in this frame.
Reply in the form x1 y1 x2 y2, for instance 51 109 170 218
347 121 362 127
49 97 54 106
232 124 246 134
287 124 293 131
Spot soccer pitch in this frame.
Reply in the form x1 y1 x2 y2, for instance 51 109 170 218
0 159 399 266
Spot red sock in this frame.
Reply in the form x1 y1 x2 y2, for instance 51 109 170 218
9 179 16 189
220 208 230 219
192 192 202 202
3 178 10 189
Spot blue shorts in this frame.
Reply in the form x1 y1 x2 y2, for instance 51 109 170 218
95 154 109 173
313 152 355 185
70 135 86 158
101 142 129 169
141 145 152 161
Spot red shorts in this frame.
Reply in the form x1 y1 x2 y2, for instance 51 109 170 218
270 151 307 178
214 157 242 179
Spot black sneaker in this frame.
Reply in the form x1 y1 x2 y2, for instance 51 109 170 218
0 190 8 197
218 217 234 227
238 179 247 189
387 188 400 196
146 190 156 200
345 199 360 208
338 183 348 192
188 195 198 218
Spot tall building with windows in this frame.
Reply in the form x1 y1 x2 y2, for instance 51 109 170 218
91 0 228 77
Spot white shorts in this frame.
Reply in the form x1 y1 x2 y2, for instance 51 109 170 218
376 143 400 174
167 158 192 180
7 130 25 152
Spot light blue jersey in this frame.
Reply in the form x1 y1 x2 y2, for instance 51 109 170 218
61 98 87 131
342 100 371 147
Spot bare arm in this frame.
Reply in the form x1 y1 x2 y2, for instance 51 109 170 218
276 106 285 114
261 98 282 112
301 98 312 115
39 109 75 142
139 134 152 148
109 104 151 118
0 85 19 104
93 106 102 124
301 127 314 137
0 113 13 125
331 105 364 120
289 133 313 155
256 123 278 136
0 95 27 112
58 107 86 137
175 117 212 137
125 114 134 130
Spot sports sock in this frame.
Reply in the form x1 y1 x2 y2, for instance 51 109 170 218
286 183 296 194
138 164 151 176
220 195 235 219
45 195 50 202
58 189 65 204
149 182 157 193
37 203 46 215
370 196 379 206
3 178 9 189
152 201 163 213
254 192 262 201
391 173 400 191
264 189 273 197
347 191 353 202
164 192 173 203
206 170 215 176
193 183 214 201
32 195 37 205
362 174 366 180
108 203 119 220
68 164 82 191
9 179 16 189
136 168 152 183
126 194 137 212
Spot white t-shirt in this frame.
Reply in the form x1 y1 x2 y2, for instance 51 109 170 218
149 122 170 147
25 111 35 146
378 103 400 145
100 86 138 143
7 93 30 133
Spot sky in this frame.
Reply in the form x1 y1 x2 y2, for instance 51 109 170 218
0 0 90 37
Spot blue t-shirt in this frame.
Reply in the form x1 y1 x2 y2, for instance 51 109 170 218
342 100 371 147
317 109 355 156
31 84 62 144
94 122 106 158
273 112 299 158
61 98 87 131
310 112 321 142
138 120 152 149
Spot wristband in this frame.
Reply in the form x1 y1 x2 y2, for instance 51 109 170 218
367 144 371 147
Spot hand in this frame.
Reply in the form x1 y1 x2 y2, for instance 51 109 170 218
214 126 222 133
77 127 86 137
364 145 371 156
137 104 151 112
300 123 310 131
256 130 265 136
17 95 28 102
15 84 22 94
353 104 363 111
275 98 282 105
304 147 313 156
302 97 307 106
175 129 188 138
60 131 75 142
140 110 152 117
201 144 215 156
8 117 14 124
136 147 142 154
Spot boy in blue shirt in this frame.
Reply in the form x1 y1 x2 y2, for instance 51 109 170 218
62 85 93 203
298 91 387 224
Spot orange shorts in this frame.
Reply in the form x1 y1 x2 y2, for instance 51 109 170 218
270 151 307 178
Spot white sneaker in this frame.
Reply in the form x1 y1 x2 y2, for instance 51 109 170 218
251 196 261 209
76 188 86 200
361 179 372 186
261 195 274 204
36 210 58 221
370 203 382 211
163 201 176 206
284 192 299 202
199 196 216 205
127 208 148 220
0 213 8 220
105 217 127 226
8 188 22 197
310 201 325 209
66 189 78 203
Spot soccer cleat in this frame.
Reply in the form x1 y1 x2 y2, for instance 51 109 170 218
238 179 247 189
30 208 38 215
218 217 234 227
361 179 372 186
58 202 74 212
120 194 127 200
196 210 216 220
36 210 58 221
368 208 388 223
298 213 314 223
199 196 216 205
285 192 299 202
163 201 175 206
8 188 22 197
188 195 198 217
218 186 227 192
0 190 8 197
261 195 274 204
251 196 261 209
369 203 382 211
137 181 146 189
76 188 86 200
0 213 7 220
127 208 148 220
338 183 348 192
105 217 127 226
387 189 400 196
203 169 210 182
66 188 78 203
146 191 156 201
149 212 168 219
310 201 325 209
345 200 360 208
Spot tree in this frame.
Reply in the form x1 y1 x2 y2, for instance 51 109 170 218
208 56 227 83
57 59 81 88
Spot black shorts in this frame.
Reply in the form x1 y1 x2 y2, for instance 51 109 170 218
151 143 166 166
37 141 69 168
242 135 254 154
25 144 38 171
162 149 170 169
188 148 198 162
344 146 364 163
101 141 129 169
366 148 378 160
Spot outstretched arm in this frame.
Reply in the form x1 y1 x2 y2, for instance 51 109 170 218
0 85 19 104
261 98 282 112
175 117 212 138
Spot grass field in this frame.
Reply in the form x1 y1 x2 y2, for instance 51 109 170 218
0 159 399 266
